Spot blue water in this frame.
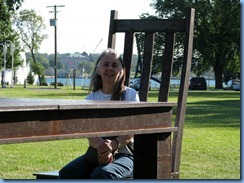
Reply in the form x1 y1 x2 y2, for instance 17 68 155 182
46 78 216 87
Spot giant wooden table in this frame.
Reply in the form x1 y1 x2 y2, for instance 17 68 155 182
0 98 177 179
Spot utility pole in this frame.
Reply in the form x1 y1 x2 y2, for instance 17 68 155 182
47 5 65 89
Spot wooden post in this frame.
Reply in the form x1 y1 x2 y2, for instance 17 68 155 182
73 69 76 90
107 10 118 49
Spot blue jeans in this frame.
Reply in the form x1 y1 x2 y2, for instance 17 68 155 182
59 153 133 179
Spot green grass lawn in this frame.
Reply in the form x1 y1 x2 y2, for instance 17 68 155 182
0 85 240 179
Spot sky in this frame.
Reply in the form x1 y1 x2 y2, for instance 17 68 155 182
19 0 156 54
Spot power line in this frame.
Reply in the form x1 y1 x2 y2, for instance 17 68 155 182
46 5 65 89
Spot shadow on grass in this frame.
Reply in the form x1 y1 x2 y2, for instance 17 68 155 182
187 91 240 99
27 89 90 99
149 90 240 99
147 90 242 128
185 99 240 128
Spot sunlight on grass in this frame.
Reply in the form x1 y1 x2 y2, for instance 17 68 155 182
181 127 240 179
0 139 88 179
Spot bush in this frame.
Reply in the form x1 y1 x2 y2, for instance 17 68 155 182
27 72 34 84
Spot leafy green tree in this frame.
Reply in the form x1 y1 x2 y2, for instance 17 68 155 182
78 61 95 77
26 71 34 84
30 59 46 85
0 0 24 85
141 0 240 89
0 0 23 33
35 54 50 69
13 9 47 85
3 0 23 10
49 58 63 70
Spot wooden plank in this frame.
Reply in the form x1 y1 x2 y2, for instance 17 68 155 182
123 32 134 86
0 98 176 111
134 132 172 179
114 19 186 33
171 8 195 179
139 32 154 101
134 134 158 178
157 132 172 178
0 109 172 137
0 127 177 145
158 32 175 102
33 171 59 179
107 10 118 49
0 98 177 145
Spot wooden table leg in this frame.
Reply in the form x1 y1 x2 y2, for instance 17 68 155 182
134 132 172 179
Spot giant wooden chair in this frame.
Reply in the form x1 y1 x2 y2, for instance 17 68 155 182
107 8 195 179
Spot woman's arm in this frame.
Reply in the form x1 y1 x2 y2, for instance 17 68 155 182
113 135 133 148
88 137 106 148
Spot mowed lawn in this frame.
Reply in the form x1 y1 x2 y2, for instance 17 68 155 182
0 86 240 179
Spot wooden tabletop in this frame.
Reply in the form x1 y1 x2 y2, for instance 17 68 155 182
0 98 177 144
0 98 177 111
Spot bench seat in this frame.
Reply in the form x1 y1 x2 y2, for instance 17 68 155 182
33 170 133 179
33 170 59 179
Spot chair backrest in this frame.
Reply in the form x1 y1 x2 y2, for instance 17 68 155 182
107 8 195 178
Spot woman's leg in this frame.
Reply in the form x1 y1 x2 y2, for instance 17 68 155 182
59 155 95 179
91 154 133 179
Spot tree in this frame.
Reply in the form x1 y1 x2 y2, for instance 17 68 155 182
3 0 23 10
134 28 168 77
36 54 50 69
78 61 94 77
0 0 24 85
13 9 47 85
30 59 46 85
49 58 63 70
0 0 23 31
26 71 34 84
142 0 240 89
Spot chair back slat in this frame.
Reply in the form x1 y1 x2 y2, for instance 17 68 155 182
108 10 118 49
158 33 175 102
123 32 134 86
139 32 154 101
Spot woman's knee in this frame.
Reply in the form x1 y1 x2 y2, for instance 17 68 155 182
59 155 88 179
59 166 71 179
91 166 117 179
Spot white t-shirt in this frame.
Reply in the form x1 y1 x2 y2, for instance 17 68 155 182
85 86 140 101
85 86 139 155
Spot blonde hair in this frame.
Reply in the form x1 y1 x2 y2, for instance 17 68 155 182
89 48 126 100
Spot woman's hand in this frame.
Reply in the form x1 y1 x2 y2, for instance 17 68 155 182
97 139 113 164
88 136 134 164
88 137 106 148
98 151 113 164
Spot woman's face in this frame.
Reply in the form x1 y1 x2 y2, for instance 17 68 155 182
98 53 123 85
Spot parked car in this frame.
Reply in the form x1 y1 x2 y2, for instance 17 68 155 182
129 78 151 91
224 79 240 91
188 77 207 90
50 81 64 86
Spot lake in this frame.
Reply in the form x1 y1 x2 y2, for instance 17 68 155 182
46 77 216 88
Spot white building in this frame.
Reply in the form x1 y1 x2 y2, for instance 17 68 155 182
0 52 29 86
